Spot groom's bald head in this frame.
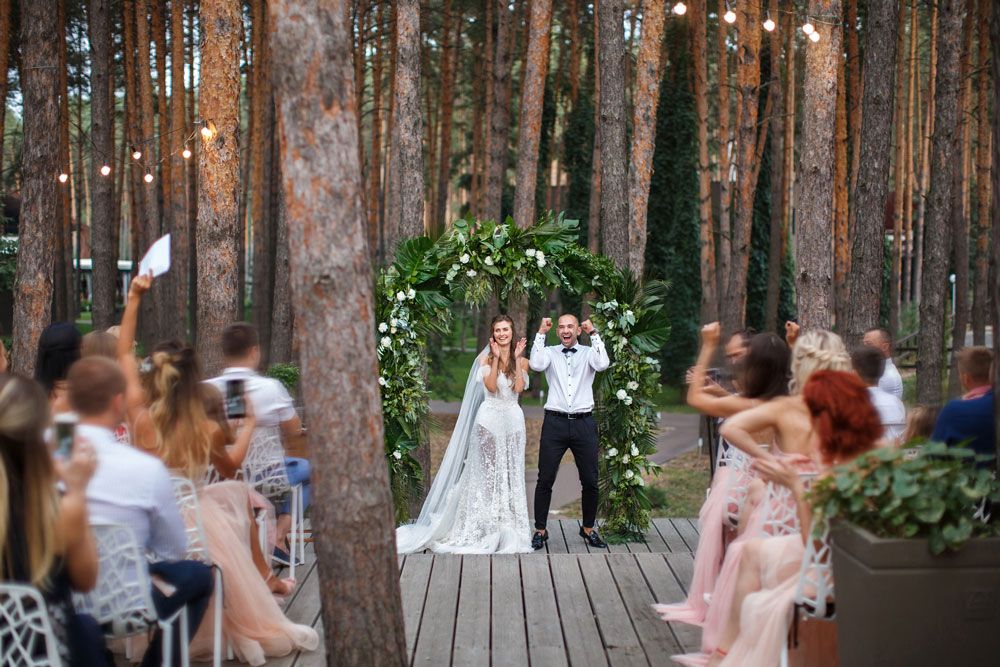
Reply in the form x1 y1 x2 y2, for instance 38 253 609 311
556 314 581 348
558 314 579 327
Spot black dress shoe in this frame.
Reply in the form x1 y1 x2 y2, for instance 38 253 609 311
531 530 548 551
580 526 607 549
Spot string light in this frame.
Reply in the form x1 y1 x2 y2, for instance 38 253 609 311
144 173 154 183
802 21 815 35
763 17 776 31
132 149 142 160
809 30 820 42
724 9 736 23
673 2 687 15
100 165 111 176
200 121 216 141
58 173 68 183
182 148 192 159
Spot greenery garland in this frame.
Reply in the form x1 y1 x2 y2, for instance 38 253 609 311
375 214 670 540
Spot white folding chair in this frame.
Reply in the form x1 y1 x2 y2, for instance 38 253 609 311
242 427 306 579
171 477 229 667
781 525 835 667
721 447 754 528
0 583 64 667
72 522 190 667
757 473 818 539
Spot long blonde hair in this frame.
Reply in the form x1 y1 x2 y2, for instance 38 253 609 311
147 343 214 480
0 375 60 587
790 330 851 395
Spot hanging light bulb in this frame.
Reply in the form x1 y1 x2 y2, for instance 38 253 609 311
144 172 154 183
724 9 736 23
100 165 111 176
58 173 69 183
802 21 815 35
809 30 821 42
132 149 142 160
182 148 192 159
673 2 687 15
763 17 776 31
200 121 217 141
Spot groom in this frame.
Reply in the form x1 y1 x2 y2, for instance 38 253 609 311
529 314 610 550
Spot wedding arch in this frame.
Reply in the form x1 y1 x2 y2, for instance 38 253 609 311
376 214 670 540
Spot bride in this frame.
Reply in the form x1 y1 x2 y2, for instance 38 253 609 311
396 314 534 554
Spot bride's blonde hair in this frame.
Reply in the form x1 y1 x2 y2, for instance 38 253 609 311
789 330 851 395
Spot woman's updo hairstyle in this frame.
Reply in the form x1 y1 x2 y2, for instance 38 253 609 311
789 329 851 395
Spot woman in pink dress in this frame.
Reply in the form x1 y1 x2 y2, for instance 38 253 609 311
654 323 789 625
709 370 883 667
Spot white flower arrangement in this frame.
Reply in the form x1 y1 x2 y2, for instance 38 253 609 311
485 256 495 266
460 253 471 264
525 248 537 257
380 336 392 348
625 470 635 480
621 454 630 464
630 445 639 456
378 322 388 333
392 451 402 460
627 381 639 391
378 377 387 386
537 257 547 268
606 447 619 458
395 291 406 302
615 389 629 401
624 396 633 406
407 288 416 299
467 269 477 277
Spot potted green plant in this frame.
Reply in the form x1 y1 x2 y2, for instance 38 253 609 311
809 444 1000 666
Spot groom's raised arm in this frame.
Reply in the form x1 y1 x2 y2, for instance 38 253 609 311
582 320 610 372
529 318 552 372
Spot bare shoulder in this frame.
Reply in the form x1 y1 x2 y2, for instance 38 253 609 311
519 357 530 370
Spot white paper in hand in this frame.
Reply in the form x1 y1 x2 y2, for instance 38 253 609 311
138 234 171 278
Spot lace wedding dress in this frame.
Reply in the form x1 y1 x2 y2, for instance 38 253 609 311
396 353 533 554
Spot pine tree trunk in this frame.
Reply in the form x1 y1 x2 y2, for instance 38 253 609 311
250 0 274 362
625 0 665 277
766 2 792 333
55 0 72 323
597 0 629 270
915 2 938 309
833 50 850 328
484 0 513 225
588 0 602 255
434 3 462 234
971 0 991 345
722 0 763 333
889 7 907 336
186 0 199 335
916 0 964 405
795 0 843 331
268 3 409 661
716 0 732 311
237 20 252 315
693 0 717 323
125 0 142 274
169 0 189 339
902 1 918 304
0 0 10 181
89 0 117 330
845 0 899 347
353 0 370 174
990 0 1000 465
781 8 795 301
386 0 425 252
153 0 171 242
137 0 162 344
196 0 242 376
12 0 59 374
270 132 293 364
368 0 385 260
847 0 862 192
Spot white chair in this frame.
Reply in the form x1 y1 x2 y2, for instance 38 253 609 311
757 473 818 539
72 522 190 667
721 447 754 528
781 524 835 667
0 583 64 667
242 428 306 579
171 477 228 667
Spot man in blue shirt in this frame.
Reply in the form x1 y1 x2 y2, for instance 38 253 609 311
932 347 995 464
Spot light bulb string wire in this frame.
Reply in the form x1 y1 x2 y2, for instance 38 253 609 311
58 118 208 179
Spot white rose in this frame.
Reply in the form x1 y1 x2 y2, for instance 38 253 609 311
380 336 392 348
621 454 630 464
636 476 645 487
407 288 416 299
460 253 471 264
625 470 635 480
631 445 639 456
616 389 628 401
390 318 398 327
396 291 406 302
467 269 477 277
627 381 639 391
484 256 495 266
606 447 619 458
390 327 398 334
536 250 545 260
537 257 547 268
525 248 537 257
392 451 402 460
624 396 633 406
378 322 388 333
378 377 387 386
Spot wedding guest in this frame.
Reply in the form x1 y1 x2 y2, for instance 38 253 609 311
205 322 310 566
35 322 82 414
932 347 995 463
687 328 756 397
862 327 904 400
851 345 906 442
81 330 118 360
0 373 108 666
68 357 213 667
901 405 940 444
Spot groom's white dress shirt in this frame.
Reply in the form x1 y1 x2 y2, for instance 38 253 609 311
529 333 610 413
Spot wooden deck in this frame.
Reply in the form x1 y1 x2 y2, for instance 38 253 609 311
270 518 701 666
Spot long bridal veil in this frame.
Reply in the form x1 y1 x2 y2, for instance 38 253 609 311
395 348 487 554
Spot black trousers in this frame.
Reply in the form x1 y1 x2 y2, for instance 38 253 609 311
534 412 599 530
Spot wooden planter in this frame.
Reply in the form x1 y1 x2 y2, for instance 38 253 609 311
830 523 1000 666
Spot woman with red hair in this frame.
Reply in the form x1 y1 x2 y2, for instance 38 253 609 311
708 370 883 667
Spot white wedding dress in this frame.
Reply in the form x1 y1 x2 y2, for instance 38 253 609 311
396 353 533 554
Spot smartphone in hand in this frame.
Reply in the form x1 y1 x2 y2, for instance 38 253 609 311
54 413 77 460
225 379 246 419
707 367 721 384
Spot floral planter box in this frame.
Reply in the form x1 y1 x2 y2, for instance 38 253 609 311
830 523 1000 666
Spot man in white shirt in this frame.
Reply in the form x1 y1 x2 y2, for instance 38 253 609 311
206 323 310 566
529 314 610 550
851 346 907 442
68 357 213 667
863 328 904 400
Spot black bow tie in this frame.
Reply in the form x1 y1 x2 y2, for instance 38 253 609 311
562 347 578 354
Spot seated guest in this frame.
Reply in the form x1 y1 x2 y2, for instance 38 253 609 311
81 331 119 360
35 322 82 414
862 327 904 400
687 327 756 397
902 405 940 444
932 347 995 462
851 345 906 442
68 357 214 667
0 374 107 666
206 323 311 566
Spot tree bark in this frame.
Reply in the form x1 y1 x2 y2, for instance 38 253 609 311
137 0 162 344
13 0 59 374
915 1 938 309
990 0 1000 467
170 0 189 339
847 0 862 193
716 0 733 311
196 0 243 376
153 0 171 241
89 0 117 331
902 0 919 304
588 0 602 255
484 0 514 224
386 0 424 253
597 0 629 270
694 0 716 323
722 0 764 333
764 0 787 333
250 0 275 362
971 0 991 345
626 0 665 277
889 6 907 336
781 8 795 310
833 48 849 328
270 133 293 364
0 0 10 181
368 0 385 261
916 0 964 405
54 0 71 323
795 0 843 331
186 0 199 335
433 1 461 234
268 3 409 662
845 0 899 347
512 0 554 231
